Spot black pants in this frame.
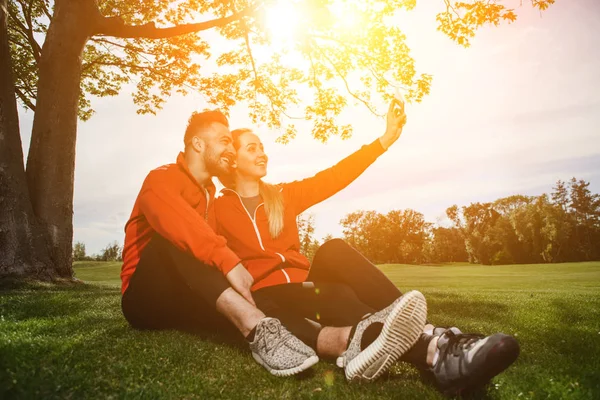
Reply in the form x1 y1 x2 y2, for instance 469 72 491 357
253 239 405 350
309 239 403 311
121 236 348 345
122 235 235 335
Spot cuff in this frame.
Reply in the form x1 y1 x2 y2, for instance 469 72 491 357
212 246 241 275
369 138 387 155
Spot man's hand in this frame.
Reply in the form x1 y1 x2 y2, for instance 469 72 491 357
226 263 256 306
379 99 407 150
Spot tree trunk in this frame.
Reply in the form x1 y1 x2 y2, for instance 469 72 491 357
25 0 97 277
0 0 53 279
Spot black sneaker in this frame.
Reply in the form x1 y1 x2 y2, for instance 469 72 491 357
431 329 520 395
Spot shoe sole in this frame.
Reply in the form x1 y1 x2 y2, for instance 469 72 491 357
345 290 427 382
252 353 319 377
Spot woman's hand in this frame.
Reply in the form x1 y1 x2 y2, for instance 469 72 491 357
379 99 407 150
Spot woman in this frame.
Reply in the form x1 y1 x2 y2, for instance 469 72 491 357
215 101 519 393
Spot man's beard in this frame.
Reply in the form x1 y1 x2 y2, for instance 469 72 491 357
204 146 231 177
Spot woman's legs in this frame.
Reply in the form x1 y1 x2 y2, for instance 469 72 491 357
253 281 376 356
307 239 437 367
308 239 402 311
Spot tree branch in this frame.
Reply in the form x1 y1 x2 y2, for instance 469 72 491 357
6 4 40 64
313 42 383 117
15 0 42 62
95 4 259 39
39 0 52 20
90 37 155 56
14 86 36 111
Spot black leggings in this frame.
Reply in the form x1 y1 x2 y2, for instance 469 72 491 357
309 239 403 310
253 239 405 350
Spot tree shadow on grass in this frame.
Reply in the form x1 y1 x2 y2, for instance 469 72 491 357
0 286 119 321
424 293 514 327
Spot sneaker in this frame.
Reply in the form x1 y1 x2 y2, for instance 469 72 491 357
431 329 520 395
249 318 319 377
339 290 428 382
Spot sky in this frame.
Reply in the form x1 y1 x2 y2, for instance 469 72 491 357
18 0 600 255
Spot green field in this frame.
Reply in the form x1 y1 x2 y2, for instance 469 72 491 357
1 261 599 399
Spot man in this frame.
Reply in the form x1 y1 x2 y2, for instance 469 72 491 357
120 110 318 376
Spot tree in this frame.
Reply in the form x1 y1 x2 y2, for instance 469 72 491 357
297 213 320 262
426 227 468 263
341 209 429 264
100 241 122 262
447 202 503 264
1 0 555 280
568 178 600 260
72 241 87 261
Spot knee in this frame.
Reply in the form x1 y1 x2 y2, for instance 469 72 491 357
315 238 347 258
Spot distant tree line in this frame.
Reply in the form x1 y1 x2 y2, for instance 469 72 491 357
298 178 600 265
72 241 122 262
73 178 598 265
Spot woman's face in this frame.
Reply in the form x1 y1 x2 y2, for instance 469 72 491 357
235 132 268 180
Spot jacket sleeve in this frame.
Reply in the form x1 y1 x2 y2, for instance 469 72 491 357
283 139 386 215
138 169 241 275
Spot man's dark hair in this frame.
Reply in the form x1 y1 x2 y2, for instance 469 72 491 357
183 110 229 146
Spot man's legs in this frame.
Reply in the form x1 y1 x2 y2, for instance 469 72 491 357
122 235 259 336
122 235 318 376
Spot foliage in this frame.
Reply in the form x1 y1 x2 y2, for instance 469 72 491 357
297 213 320 262
99 241 122 262
7 0 553 141
445 178 600 265
71 241 87 261
340 209 430 264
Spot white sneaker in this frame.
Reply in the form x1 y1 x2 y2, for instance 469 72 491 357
340 290 428 382
249 318 319 377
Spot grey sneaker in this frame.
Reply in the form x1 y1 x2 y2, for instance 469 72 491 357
339 290 428 382
431 329 520 395
249 318 319 377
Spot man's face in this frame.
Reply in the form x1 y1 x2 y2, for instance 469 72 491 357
200 123 236 177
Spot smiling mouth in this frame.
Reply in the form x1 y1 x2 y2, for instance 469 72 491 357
256 161 266 167
220 154 235 165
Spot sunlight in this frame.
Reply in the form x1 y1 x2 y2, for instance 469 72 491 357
329 1 362 33
264 1 300 45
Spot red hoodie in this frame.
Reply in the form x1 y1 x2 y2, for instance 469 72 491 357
214 139 386 291
121 153 241 294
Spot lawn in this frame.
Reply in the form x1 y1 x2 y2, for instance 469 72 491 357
1 261 599 399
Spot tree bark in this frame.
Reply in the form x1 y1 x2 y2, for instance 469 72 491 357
25 0 97 277
0 0 53 279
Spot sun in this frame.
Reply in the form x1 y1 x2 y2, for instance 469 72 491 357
264 1 301 44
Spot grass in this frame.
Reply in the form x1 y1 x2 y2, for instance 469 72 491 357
1 261 599 399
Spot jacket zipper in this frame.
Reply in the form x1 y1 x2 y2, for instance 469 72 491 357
223 189 266 251
204 189 210 220
223 189 290 283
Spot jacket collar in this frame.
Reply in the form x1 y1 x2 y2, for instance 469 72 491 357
176 152 216 196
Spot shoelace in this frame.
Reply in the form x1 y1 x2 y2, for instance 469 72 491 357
258 319 293 356
435 330 484 373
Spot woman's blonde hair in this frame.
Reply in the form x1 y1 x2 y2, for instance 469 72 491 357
221 128 285 238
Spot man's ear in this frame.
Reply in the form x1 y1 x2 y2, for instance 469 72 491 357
191 135 205 153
